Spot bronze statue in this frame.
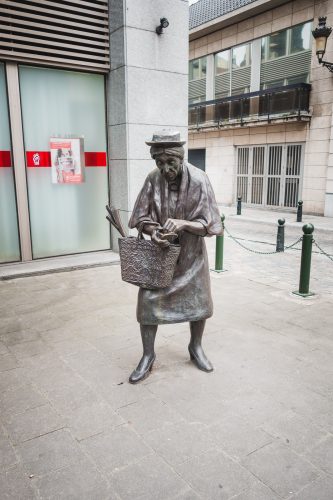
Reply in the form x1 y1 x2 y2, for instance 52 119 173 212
127 130 222 383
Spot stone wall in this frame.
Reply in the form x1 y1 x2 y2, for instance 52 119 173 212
108 0 189 247
189 0 333 216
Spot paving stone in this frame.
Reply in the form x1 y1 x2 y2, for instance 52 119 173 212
0 435 18 471
0 465 36 499
117 397 184 434
8 339 51 359
224 388 289 427
17 428 86 476
262 410 330 454
38 370 102 413
0 367 27 393
208 415 274 459
241 441 321 498
0 330 41 346
98 377 153 409
2 404 64 444
112 454 189 500
0 384 47 417
80 424 152 474
175 448 257 499
290 475 333 500
32 458 112 500
63 400 125 441
46 337 94 357
144 421 214 466
232 481 281 500
0 354 18 372
0 342 9 355
303 436 333 475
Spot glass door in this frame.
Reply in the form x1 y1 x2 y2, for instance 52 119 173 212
0 63 20 263
19 66 110 258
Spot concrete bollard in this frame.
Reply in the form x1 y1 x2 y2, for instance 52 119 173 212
276 218 285 252
293 223 315 297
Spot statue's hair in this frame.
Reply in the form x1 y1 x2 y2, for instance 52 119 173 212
150 145 185 159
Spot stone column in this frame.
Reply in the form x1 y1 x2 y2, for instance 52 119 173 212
108 0 189 247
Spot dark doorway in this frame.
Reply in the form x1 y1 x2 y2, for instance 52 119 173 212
189 149 206 171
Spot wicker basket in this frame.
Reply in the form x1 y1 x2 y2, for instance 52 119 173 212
118 235 180 289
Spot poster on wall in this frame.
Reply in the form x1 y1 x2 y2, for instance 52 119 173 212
50 137 85 184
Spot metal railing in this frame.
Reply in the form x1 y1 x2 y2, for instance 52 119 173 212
189 83 311 129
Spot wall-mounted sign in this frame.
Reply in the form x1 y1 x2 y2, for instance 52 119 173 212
50 137 85 184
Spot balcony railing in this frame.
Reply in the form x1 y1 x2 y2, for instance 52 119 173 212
188 83 311 129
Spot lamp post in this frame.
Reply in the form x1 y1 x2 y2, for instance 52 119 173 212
312 16 333 72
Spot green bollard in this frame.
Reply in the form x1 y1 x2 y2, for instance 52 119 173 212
211 214 227 273
293 223 315 297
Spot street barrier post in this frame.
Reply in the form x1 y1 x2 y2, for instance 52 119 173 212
297 200 303 222
293 223 315 297
276 218 285 252
237 196 242 215
211 214 227 273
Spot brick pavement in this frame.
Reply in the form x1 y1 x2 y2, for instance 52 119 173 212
0 228 333 499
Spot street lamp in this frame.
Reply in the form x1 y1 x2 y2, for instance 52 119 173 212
312 16 333 72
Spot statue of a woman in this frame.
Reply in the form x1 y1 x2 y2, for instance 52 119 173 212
128 130 222 383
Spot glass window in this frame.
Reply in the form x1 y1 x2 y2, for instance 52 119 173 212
215 50 230 74
287 74 309 85
20 66 110 259
267 31 287 60
264 79 285 89
0 63 20 263
232 44 251 69
189 57 207 81
290 22 312 53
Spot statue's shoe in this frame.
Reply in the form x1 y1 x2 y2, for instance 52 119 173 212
129 355 156 384
188 345 214 372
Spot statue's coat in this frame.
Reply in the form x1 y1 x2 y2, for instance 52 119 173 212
129 162 222 325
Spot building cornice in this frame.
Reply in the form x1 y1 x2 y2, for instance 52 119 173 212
189 0 292 41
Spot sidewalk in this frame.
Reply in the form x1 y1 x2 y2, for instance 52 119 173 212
0 232 333 499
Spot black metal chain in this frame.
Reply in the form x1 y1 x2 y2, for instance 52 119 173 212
224 225 302 255
313 240 333 262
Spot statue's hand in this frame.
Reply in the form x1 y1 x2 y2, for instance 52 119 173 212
151 229 170 248
163 218 186 233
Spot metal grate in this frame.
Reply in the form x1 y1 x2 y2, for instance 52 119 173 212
236 144 303 208
0 0 110 73
237 147 249 202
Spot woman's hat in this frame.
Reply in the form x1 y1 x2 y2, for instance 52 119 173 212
146 129 186 146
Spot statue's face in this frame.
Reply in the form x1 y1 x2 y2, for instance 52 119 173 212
154 153 182 182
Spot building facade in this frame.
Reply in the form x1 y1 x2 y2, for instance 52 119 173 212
188 0 333 217
0 0 188 264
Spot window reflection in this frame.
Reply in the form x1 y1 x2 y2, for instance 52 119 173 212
189 57 207 81
290 22 311 53
215 50 230 74
232 44 251 68
267 31 287 60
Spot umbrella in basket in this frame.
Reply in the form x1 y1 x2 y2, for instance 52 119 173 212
106 205 126 237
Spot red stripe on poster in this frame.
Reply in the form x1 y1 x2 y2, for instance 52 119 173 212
0 151 11 167
26 151 107 167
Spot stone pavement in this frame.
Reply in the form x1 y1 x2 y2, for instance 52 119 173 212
1 215 333 499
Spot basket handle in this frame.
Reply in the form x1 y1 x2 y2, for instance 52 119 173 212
137 221 160 240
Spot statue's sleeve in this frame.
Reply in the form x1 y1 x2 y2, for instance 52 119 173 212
128 175 155 229
188 173 222 237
